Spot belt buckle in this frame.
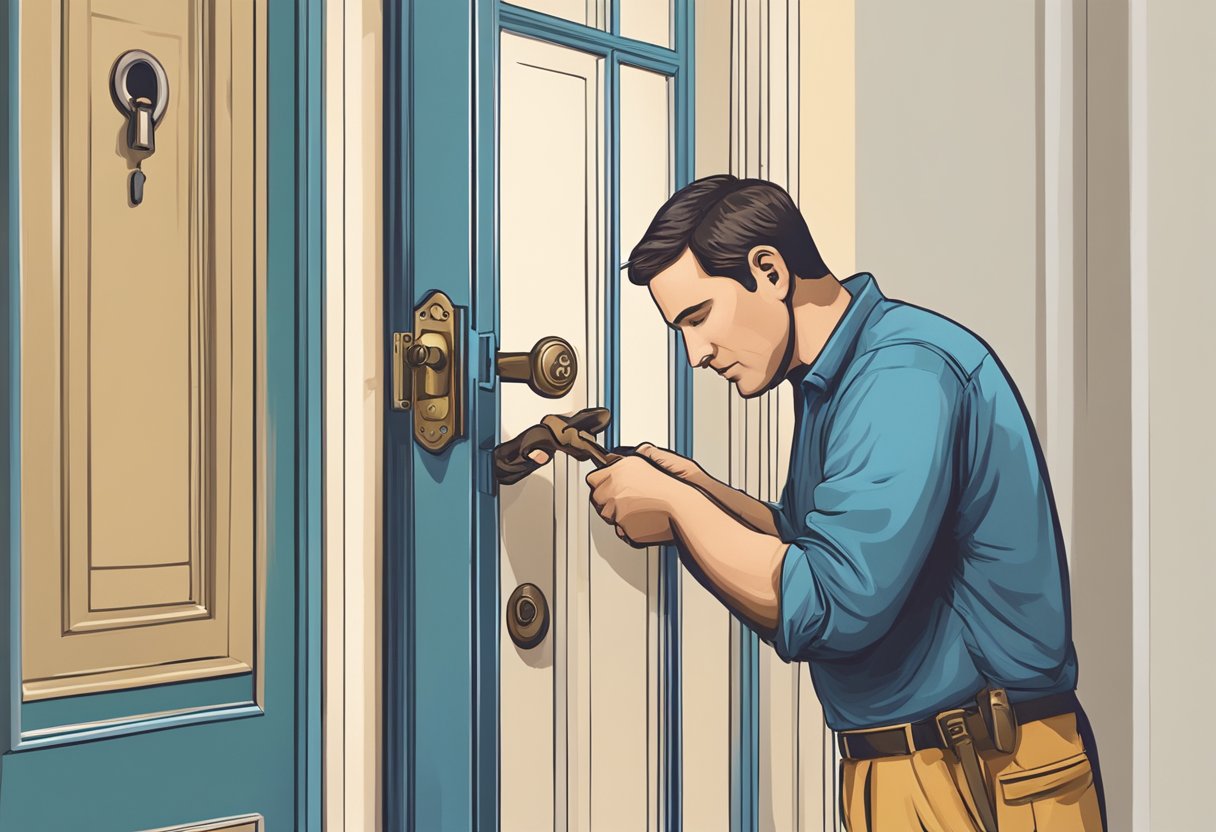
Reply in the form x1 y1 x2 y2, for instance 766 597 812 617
841 720 918 758
935 708 970 748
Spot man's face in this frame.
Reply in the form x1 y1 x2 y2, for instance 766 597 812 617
648 247 791 398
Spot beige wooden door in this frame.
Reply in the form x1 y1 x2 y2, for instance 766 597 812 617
1 0 316 827
497 30 676 832
21 0 258 703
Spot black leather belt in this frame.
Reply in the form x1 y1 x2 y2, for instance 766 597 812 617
837 691 1081 760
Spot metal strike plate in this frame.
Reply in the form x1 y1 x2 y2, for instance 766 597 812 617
392 290 464 453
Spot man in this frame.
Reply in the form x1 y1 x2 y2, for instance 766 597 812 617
540 175 1106 830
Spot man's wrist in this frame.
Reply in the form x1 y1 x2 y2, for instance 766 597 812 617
664 477 709 526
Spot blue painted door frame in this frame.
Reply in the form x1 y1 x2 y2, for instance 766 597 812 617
0 0 324 828
385 2 693 829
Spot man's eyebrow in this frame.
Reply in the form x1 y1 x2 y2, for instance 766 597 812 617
671 300 712 328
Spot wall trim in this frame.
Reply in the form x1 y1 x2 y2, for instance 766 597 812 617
323 0 384 829
1129 0 1150 826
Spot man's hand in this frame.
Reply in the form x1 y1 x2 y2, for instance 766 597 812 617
632 443 709 488
585 456 689 547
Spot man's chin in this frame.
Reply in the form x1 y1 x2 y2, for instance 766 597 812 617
733 376 764 399
732 368 783 398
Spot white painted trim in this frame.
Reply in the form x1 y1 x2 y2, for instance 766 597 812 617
1042 0 1078 562
324 1 383 828
1129 0 1150 826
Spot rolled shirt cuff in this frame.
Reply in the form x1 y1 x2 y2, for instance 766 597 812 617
764 500 797 542
767 541 822 664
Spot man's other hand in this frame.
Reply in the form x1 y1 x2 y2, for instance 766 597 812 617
585 456 687 547
632 443 707 488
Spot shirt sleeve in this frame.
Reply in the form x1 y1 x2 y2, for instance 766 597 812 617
770 356 961 663
764 481 798 542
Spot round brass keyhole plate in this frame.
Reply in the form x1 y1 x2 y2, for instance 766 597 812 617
506 583 549 650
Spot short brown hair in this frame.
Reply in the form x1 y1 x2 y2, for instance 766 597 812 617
627 175 828 291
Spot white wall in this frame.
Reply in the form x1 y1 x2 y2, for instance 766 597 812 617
1146 2 1216 828
855 0 1040 419
853 2 1141 829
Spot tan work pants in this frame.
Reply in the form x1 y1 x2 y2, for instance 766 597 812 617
840 712 1104 831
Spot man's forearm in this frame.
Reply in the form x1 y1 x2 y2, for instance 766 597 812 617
685 470 781 538
666 483 789 634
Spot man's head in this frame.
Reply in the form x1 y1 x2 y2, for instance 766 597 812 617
628 175 829 397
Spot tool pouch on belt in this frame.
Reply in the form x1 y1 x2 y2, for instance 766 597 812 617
937 709 1000 832
977 687 1018 754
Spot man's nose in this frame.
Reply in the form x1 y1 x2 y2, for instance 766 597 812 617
683 331 714 369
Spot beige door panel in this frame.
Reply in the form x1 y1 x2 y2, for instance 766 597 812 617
20 0 264 700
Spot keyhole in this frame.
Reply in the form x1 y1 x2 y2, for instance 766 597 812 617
126 60 159 108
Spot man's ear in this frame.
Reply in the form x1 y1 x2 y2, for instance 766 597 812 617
747 245 791 299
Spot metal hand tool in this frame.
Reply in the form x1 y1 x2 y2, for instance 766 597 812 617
494 407 631 485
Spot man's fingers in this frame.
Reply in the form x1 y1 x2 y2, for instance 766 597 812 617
527 449 551 465
586 467 609 488
634 442 659 459
596 499 616 523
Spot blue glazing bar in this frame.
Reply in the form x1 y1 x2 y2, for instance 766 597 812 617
667 0 693 827
500 3 679 74
731 629 760 832
608 53 621 449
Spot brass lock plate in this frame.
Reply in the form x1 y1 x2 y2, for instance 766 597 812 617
506 583 549 650
393 290 464 453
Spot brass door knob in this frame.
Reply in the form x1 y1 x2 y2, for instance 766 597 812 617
506 583 549 649
496 336 577 398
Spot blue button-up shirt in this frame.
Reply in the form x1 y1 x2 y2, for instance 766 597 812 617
766 273 1077 730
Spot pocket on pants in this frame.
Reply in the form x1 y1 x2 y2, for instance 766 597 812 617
997 751 1092 804
996 750 1104 830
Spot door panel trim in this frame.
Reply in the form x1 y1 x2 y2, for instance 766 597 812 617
139 814 264 832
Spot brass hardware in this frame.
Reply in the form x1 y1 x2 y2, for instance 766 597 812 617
111 50 169 205
506 583 549 649
130 96 155 151
496 336 577 398
111 50 169 149
392 291 464 453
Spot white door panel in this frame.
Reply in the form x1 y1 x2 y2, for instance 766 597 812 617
499 32 674 832
500 32 603 832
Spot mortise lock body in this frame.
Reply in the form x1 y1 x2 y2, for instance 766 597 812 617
393 291 464 453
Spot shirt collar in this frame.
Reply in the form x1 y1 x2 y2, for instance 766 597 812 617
787 272 885 393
